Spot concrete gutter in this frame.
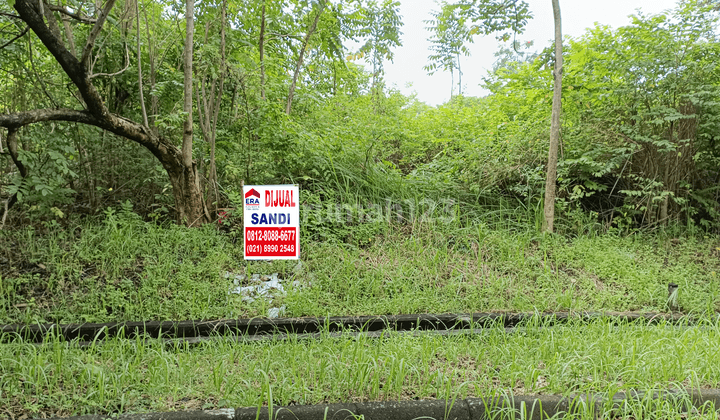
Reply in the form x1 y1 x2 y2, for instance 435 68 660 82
45 389 720 420
5 311 714 344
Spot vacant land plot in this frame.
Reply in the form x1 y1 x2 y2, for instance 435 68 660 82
1 212 719 324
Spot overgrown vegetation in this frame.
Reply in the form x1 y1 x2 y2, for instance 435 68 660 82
1 202 719 324
2 0 719 230
2 0 720 418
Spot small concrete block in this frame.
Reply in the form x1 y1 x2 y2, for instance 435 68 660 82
235 403 358 420
356 399 471 420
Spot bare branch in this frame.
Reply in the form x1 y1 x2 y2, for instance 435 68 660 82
0 12 22 19
0 25 28 50
89 40 130 78
41 0 63 40
0 108 184 171
0 198 8 230
46 3 97 24
6 128 27 178
80 0 117 68
61 15 77 56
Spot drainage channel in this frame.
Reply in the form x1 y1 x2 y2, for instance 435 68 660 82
46 389 720 420
0 311 711 345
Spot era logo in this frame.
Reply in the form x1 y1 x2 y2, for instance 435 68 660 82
245 188 260 206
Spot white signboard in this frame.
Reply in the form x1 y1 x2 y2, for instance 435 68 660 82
243 185 300 260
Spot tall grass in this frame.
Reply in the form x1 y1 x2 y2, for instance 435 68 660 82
3 318 720 417
2 196 719 324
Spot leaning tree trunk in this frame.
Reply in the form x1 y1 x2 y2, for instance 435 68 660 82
286 0 325 115
542 0 563 233
0 0 210 226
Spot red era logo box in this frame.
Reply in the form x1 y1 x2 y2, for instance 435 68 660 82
243 185 300 260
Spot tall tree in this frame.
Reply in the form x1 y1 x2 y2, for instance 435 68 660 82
542 0 562 233
424 2 472 97
357 0 403 89
424 0 531 95
0 0 210 226
455 0 531 40
196 0 228 212
286 0 327 115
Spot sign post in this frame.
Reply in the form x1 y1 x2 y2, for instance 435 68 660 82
243 185 300 260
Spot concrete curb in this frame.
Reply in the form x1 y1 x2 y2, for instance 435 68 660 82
5 311 713 344
46 390 720 420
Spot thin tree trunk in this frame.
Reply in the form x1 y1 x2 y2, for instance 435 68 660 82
179 0 210 225
209 0 227 211
4 128 27 214
182 0 194 169
259 2 266 100
142 2 158 131
660 122 673 225
457 53 462 96
286 0 325 115
450 66 453 98
61 15 77 56
136 0 148 127
542 0 562 233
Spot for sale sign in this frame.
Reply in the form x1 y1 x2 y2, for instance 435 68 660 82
243 185 300 260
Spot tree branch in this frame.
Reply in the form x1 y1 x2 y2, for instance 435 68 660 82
61 15 78 56
0 25 28 50
259 2 266 100
6 128 27 178
14 0 106 115
46 3 97 24
80 0 117 68
89 39 129 78
41 0 63 40
0 108 182 171
0 108 101 129
0 12 22 19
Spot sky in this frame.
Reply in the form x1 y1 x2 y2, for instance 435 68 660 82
378 0 680 106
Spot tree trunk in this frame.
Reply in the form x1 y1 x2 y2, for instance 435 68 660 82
176 0 209 225
136 0 148 127
259 2 266 100
182 0 194 169
142 2 159 132
286 1 325 115
4 128 26 212
542 0 562 233
3 0 209 227
167 163 207 227
196 0 226 215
